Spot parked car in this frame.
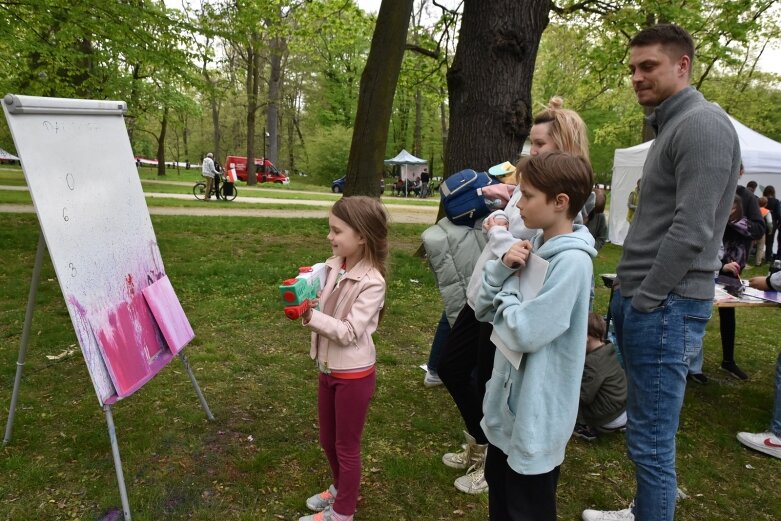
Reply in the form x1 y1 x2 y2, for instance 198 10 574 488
331 176 385 194
225 155 290 184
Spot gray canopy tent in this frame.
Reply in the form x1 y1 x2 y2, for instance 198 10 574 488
384 149 428 196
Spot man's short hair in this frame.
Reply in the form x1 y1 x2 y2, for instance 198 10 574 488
517 152 593 220
630 23 695 67
747 180 758 190
207 152 214 158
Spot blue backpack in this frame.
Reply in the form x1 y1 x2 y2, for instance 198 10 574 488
440 169 499 226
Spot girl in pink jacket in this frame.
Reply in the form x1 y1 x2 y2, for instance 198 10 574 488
298 196 388 521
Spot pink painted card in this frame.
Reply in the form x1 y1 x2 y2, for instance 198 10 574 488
92 290 173 399
142 275 194 354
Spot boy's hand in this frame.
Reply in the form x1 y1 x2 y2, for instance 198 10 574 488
748 276 770 291
502 240 532 269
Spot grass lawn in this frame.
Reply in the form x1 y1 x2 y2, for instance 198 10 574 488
1 211 780 520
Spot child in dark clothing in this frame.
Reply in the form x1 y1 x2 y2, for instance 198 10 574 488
573 313 628 441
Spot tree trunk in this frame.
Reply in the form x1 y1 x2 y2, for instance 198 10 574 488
245 31 262 186
287 111 295 172
414 88 423 156
183 122 190 160
210 97 221 161
201 32 223 163
266 35 286 167
156 107 169 177
344 0 414 197
439 93 448 162
445 0 551 176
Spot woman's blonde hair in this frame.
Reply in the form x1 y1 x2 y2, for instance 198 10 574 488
330 196 388 278
532 96 590 160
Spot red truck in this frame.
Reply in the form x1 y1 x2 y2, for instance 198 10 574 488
224 155 290 184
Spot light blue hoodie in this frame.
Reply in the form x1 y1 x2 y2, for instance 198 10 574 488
475 224 596 475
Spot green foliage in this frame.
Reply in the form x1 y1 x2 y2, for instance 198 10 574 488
533 6 781 177
3 0 779 190
292 0 374 128
301 124 353 182
0 0 203 164
700 72 781 142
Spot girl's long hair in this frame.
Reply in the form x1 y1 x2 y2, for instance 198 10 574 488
330 196 388 279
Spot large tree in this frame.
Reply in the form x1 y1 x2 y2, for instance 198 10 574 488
344 0 415 197
445 0 552 175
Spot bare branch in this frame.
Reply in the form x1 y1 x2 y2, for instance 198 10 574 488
406 43 439 59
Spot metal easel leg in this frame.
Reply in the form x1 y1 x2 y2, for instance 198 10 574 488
178 352 215 421
104 404 132 521
4 233 46 445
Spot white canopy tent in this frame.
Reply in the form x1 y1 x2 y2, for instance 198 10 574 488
609 115 781 246
384 149 428 179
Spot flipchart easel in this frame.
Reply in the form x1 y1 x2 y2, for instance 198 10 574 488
2 94 214 521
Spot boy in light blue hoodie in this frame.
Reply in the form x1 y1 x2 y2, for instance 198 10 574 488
475 152 596 520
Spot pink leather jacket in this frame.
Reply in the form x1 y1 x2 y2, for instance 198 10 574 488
304 256 385 371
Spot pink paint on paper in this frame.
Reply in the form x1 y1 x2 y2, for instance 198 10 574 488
142 275 194 354
94 290 173 398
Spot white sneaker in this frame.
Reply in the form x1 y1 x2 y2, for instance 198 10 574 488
442 444 470 469
737 431 781 459
423 370 443 387
582 505 634 521
454 464 488 494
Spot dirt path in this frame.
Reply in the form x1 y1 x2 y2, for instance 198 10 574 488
0 202 439 224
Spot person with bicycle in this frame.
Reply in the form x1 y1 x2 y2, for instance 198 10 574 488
202 152 219 201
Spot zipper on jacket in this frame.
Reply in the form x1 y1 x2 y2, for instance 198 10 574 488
452 209 475 221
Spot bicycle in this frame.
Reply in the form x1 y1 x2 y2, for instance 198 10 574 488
193 174 238 201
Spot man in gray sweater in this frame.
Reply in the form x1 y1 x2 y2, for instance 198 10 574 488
583 24 740 521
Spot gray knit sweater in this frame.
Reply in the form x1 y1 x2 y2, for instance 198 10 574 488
617 87 741 311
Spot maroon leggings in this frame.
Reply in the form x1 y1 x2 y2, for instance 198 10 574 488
318 371 375 516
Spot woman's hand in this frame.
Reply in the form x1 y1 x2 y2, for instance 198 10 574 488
502 240 532 269
722 261 741 277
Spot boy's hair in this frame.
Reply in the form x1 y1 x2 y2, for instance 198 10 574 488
759 196 768 208
630 24 695 71
532 96 590 160
330 196 388 278
517 152 594 219
587 312 606 340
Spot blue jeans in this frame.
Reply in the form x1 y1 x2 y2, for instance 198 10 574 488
773 352 781 436
611 288 711 521
687 340 704 375
427 311 451 373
